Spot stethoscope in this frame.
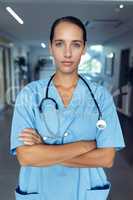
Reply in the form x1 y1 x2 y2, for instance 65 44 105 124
39 73 107 140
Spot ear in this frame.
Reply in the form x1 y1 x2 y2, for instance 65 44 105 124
49 42 53 56
82 43 87 55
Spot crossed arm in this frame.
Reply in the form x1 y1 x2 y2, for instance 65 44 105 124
16 128 116 168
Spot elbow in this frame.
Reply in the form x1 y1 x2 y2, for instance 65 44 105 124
105 159 114 168
16 147 31 166
102 158 114 168
104 148 116 168
17 153 31 166
17 156 30 166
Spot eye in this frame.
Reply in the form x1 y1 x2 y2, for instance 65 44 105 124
55 42 63 47
72 43 81 48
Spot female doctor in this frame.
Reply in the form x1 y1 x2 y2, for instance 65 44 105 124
10 16 125 200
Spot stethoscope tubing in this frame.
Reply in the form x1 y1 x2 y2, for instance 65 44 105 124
39 73 102 119
39 73 107 132
78 74 102 120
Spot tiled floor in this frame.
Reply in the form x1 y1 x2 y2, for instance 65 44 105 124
0 108 133 200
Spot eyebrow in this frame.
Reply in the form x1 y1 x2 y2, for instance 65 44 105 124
54 39 83 43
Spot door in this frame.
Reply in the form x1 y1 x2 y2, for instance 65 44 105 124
0 47 5 110
118 49 130 109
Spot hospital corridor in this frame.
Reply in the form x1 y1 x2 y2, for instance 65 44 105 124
0 1 133 200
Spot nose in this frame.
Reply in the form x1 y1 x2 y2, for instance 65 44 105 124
64 46 72 58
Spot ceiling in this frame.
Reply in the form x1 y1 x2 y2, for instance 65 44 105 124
0 0 133 51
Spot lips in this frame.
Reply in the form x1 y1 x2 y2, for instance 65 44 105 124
61 61 74 66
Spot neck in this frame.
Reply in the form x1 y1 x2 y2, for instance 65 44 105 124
53 71 79 88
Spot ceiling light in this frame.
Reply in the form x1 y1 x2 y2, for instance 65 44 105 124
41 43 46 48
107 53 114 58
90 45 103 52
9 43 14 47
6 6 24 24
119 4 124 9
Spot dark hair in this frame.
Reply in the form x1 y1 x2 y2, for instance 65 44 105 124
50 16 87 46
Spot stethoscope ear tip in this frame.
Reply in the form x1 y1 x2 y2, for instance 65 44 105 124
96 119 107 130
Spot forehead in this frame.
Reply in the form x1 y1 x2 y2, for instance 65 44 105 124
53 21 84 41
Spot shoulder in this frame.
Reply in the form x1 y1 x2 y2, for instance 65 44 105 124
15 77 50 106
18 77 49 95
80 74 113 104
22 78 49 92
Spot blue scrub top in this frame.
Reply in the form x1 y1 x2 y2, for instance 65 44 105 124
10 75 125 200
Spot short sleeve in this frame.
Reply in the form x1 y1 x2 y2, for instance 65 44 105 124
96 87 125 150
10 86 35 155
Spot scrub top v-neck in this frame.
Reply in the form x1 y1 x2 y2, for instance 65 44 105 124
10 74 125 200
51 77 80 109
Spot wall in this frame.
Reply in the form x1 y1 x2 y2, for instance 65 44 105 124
0 36 31 107
104 27 133 91
10 45 30 103
0 35 11 111
103 46 121 92
0 47 4 111
103 28 133 117
29 46 54 80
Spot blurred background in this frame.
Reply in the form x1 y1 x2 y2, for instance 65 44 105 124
0 0 133 199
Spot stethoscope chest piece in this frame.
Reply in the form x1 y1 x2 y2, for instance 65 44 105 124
96 119 107 130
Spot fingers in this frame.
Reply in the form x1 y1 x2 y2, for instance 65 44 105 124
20 132 41 142
19 134 42 145
23 141 35 145
19 128 43 145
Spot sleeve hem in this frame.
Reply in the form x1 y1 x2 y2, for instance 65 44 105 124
10 144 25 156
97 144 126 151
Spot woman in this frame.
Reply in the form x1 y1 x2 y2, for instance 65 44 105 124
10 16 125 200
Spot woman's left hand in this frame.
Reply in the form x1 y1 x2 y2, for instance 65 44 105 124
19 128 44 145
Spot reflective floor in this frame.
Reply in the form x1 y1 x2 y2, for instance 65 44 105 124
0 108 132 200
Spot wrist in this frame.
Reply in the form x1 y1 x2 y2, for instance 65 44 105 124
88 141 96 151
80 141 96 153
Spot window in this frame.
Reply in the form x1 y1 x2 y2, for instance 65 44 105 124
78 45 104 77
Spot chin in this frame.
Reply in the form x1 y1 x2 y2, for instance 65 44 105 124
57 66 78 74
60 69 77 75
